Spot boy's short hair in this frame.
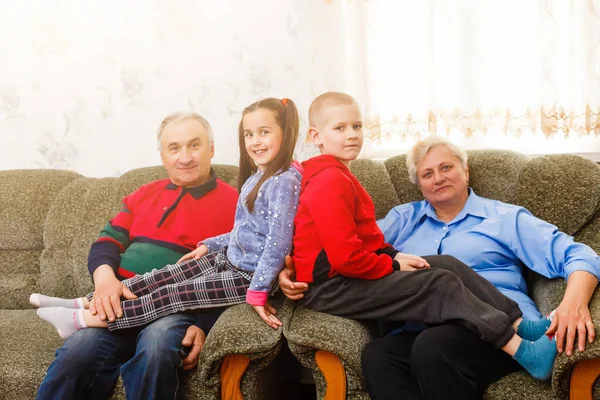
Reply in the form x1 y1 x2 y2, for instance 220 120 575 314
308 92 358 128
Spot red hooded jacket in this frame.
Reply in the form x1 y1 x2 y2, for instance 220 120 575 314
292 155 399 283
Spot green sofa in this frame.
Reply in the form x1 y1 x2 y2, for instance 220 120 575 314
1 150 599 399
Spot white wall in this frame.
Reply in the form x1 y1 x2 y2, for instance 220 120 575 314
1 1 598 178
0 0 345 177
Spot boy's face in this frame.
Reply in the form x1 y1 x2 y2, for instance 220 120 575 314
310 103 363 166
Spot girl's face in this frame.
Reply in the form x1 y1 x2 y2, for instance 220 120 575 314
242 108 284 171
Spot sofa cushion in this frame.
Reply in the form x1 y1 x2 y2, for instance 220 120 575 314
384 155 425 206
467 150 529 204
516 155 600 236
483 371 555 399
350 159 400 219
0 310 64 399
197 297 294 400
0 170 81 309
284 306 373 400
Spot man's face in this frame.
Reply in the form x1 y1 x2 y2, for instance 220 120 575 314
159 119 214 187
311 103 363 167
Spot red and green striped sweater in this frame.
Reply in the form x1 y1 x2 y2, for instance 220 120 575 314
88 170 238 278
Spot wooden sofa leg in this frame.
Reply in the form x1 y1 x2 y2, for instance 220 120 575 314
570 358 600 400
315 350 347 400
220 354 250 400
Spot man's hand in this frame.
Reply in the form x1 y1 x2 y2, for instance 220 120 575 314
178 244 208 263
90 264 137 322
278 255 308 300
181 325 206 371
394 252 430 272
253 303 283 329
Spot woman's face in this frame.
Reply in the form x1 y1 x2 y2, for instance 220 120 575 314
416 145 469 207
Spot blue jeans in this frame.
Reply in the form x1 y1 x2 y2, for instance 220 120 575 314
36 312 219 400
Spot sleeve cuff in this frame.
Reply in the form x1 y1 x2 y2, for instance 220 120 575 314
88 257 118 278
246 289 269 306
392 260 400 271
377 245 400 259
564 260 600 281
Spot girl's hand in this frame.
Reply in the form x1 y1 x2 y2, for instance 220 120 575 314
253 303 282 329
178 244 208 263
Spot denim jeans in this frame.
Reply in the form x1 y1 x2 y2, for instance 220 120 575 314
36 312 219 400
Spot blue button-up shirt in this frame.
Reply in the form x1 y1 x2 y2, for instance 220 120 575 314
378 189 600 319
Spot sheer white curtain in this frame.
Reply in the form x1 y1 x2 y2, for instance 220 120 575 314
335 0 600 157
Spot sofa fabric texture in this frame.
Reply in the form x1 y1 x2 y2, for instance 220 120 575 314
1 151 599 399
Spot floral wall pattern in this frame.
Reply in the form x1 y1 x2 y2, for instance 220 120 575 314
1 1 599 178
0 0 346 177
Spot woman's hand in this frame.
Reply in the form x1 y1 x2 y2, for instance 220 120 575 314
394 252 430 271
547 298 595 356
546 270 597 356
178 244 208 263
253 303 282 329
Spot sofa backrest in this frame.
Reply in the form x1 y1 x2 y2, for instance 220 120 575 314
2 151 599 312
376 150 600 314
38 165 239 299
0 170 82 309
377 150 600 243
0 166 238 308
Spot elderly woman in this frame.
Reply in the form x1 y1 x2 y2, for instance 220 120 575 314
279 136 600 399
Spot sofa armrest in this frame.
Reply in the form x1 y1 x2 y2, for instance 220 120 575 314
284 306 373 400
550 288 600 398
193 297 294 400
526 272 600 399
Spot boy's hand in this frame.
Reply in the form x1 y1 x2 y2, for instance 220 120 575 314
253 303 282 329
178 244 208 263
279 255 309 300
394 253 430 271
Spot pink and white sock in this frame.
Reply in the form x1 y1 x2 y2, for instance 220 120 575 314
37 307 88 339
29 294 85 309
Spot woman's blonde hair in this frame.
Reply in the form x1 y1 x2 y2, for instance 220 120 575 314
406 136 468 184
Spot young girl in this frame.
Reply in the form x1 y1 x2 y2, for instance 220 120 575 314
32 97 302 337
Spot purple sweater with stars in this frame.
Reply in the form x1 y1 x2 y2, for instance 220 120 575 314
202 164 302 306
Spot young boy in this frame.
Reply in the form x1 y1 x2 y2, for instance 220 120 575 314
290 91 557 380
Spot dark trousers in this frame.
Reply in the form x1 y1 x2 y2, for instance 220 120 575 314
361 323 523 400
301 255 522 348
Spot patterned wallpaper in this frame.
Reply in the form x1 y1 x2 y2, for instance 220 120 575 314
0 0 347 177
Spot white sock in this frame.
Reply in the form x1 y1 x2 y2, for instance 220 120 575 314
29 294 85 309
37 307 88 339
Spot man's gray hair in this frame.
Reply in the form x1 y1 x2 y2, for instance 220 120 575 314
406 136 468 184
157 112 214 150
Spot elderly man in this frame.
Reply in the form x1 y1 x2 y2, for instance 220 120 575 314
36 112 238 400
279 135 599 399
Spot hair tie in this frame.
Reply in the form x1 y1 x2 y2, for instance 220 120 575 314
281 98 288 106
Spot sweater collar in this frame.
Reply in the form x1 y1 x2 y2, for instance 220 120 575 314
165 168 218 199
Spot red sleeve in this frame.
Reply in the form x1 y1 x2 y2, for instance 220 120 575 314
305 168 394 280
88 185 141 276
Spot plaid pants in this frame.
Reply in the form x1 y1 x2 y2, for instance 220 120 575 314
87 248 252 331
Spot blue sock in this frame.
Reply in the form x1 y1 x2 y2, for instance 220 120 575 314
513 335 557 380
516 311 554 341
